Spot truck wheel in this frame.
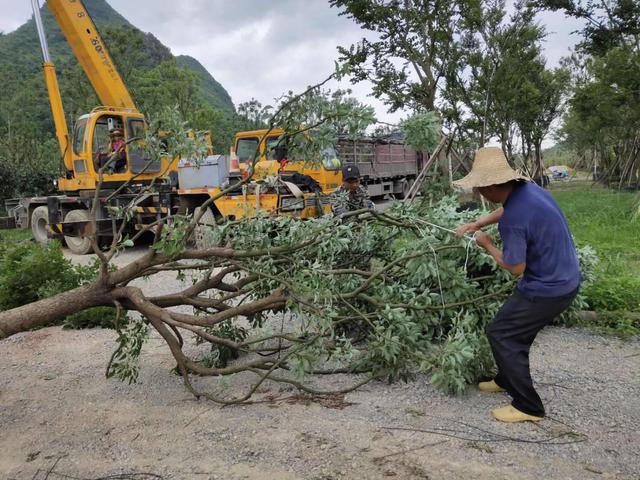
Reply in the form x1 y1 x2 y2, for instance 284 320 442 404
31 206 50 244
64 209 94 255
194 207 217 250
396 179 413 200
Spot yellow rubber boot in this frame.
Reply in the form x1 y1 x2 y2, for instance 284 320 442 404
478 379 505 393
492 405 543 423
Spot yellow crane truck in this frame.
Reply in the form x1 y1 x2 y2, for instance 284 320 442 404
1 0 340 254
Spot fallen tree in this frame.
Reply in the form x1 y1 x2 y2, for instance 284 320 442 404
0 78 597 403
0 191 597 403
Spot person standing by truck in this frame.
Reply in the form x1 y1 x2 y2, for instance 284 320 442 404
331 165 374 218
331 165 375 270
454 146 581 423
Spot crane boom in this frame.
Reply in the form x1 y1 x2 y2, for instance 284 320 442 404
32 0 73 170
46 0 137 110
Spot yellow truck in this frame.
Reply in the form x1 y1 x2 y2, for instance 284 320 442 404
2 0 340 253
179 128 342 220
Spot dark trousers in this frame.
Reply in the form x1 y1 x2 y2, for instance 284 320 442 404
486 288 577 417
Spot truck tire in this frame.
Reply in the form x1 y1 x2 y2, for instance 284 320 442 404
63 209 94 255
31 206 50 245
194 207 217 250
396 179 413 200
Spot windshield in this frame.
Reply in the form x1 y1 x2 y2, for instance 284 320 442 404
127 118 160 173
128 119 145 140
266 136 288 161
236 137 260 163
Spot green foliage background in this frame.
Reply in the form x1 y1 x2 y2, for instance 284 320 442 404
552 185 640 336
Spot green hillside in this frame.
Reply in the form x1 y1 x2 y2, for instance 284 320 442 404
176 55 233 113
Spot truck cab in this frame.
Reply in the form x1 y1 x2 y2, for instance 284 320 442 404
59 109 168 193
234 129 342 192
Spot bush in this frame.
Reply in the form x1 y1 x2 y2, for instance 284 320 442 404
583 276 640 312
571 276 640 338
591 311 640 338
0 239 124 329
0 240 78 310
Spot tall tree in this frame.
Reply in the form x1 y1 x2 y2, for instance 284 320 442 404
530 0 640 54
513 66 571 177
236 99 273 131
534 0 640 187
443 1 569 177
330 0 476 112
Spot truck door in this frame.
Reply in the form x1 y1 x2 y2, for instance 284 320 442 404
126 118 161 174
71 117 89 175
91 114 127 174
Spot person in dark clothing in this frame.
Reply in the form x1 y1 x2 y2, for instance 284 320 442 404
330 165 374 218
454 146 581 423
331 165 375 270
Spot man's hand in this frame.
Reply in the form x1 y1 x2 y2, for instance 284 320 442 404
473 231 526 276
455 222 480 237
473 231 493 249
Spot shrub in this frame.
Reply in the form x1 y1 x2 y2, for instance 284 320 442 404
0 239 124 329
0 241 78 310
583 276 640 312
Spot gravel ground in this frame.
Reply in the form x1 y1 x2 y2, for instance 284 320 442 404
1 247 639 480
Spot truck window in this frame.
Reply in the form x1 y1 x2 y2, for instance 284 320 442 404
266 136 282 160
92 115 126 172
93 120 112 156
72 118 87 155
236 137 259 163
128 119 146 140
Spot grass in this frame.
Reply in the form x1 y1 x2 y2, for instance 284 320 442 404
551 181 640 336
0 228 32 243
551 182 640 276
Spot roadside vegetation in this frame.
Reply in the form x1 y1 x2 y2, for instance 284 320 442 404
552 182 640 337
0 237 121 330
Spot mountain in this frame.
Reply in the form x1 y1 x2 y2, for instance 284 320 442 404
176 55 233 114
0 0 235 135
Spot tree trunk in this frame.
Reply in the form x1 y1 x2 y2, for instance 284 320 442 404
0 283 110 339
534 141 544 180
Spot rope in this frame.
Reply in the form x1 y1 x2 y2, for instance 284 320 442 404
426 243 446 314
463 232 479 273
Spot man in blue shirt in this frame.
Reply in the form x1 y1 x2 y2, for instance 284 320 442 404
454 147 581 423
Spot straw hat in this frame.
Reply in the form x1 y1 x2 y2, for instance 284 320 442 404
453 147 529 190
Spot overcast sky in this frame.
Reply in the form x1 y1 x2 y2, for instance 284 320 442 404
0 0 584 128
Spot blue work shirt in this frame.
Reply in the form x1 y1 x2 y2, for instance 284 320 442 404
499 181 581 298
